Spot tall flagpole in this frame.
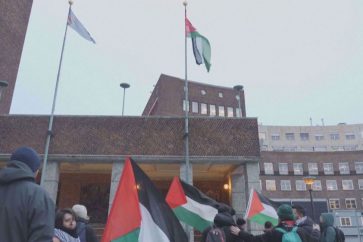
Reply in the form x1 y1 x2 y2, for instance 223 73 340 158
40 0 72 186
183 1 191 185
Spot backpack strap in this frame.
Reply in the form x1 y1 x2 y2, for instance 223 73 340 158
275 227 287 234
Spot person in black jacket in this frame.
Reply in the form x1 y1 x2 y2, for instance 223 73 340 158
72 204 99 242
231 204 307 242
0 146 55 242
292 205 320 242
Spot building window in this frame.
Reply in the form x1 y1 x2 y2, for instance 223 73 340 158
345 133 355 140
296 180 306 191
323 163 334 175
264 163 274 175
300 133 309 141
326 180 338 191
342 180 354 190
355 162 363 174
358 179 363 190
340 217 352 226
345 198 357 209
280 180 291 191
312 180 322 191
279 163 289 175
339 162 350 175
235 108 241 117
314 146 327 151
218 92 223 98
218 106 225 117
227 107 234 117
293 163 303 175
308 163 318 175
266 180 276 191
183 100 189 112
330 133 340 140
329 199 340 209
209 105 216 116
200 103 207 115
271 134 280 141
201 90 206 95
192 102 199 113
285 133 295 141
315 134 324 141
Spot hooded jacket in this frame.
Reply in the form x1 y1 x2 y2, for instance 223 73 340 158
0 161 55 242
296 216 320 242
320 213 336 242
201 212 238 242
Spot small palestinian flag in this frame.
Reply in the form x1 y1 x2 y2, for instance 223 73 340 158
245 189 279 226
166 177 220 232
102 158 187 242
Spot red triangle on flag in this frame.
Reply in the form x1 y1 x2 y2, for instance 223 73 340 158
246 190 264 218
166 176 187 209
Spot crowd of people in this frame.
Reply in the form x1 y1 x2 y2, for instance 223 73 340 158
0 146 345 242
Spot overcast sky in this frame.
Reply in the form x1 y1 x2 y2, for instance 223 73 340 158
11 0 363 126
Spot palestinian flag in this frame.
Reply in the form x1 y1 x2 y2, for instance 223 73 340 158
185 18 211 72
245 189 280 226
102 158 187 242
166 177 220 232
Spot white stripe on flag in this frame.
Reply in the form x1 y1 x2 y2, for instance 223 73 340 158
67 9 96 44
182 196 218 223
139 204 169 242
261 203 278 219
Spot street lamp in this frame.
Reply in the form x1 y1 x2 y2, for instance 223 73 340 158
303 176 316 222
0 80 9 102
233 85 243 118
120 83 130 116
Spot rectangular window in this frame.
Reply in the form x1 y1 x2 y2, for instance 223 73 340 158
340 217 352 226
293 163 303 175
295 180 306 191
345 198 357 209
326 180 338 191
279 163 289 175
355 162 363 174
200 103 207 115
266 180 276 191
192 101 199 113
312 180 322 191
264 163 274 175
323 163 334 175
227 107 234 117
271 134 280 141
345 133 355 140
358 179 363 190
342 180 354 190
308 163 318 175
330 133 340 140
329 199 340 209
209 105 216 116
235 108 241 117
285 133 295 141
280 180 291 191
315 134 324 141
218 106 225 117
300 133 309 141
183 100 189 112
339 162 350 175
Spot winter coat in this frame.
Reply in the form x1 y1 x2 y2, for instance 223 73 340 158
76 217 99 242
296 216 320 242
0 160 55 242
237 220 306 242
320 213 336 242
201 212 239 242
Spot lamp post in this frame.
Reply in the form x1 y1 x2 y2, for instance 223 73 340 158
304 176 316 222
120 83 130 116
233 85 243 118
0 80 9 102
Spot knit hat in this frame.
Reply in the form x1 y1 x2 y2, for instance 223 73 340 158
10 147 41 173
72 204 90 221
277 204 295 221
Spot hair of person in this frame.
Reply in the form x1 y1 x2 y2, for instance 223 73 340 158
236 217 246 226
55 208 76 229
264 221 273 229
292 204 306 216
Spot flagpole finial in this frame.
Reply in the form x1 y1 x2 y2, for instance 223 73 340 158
183 1 188 7
69 0 74 5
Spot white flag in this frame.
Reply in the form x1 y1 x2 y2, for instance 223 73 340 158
67 9 96 44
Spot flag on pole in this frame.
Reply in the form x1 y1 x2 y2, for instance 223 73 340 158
185 18 211 72
245 189 280 226
166 176 220 232
101 158 187 242
67 9 96 44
